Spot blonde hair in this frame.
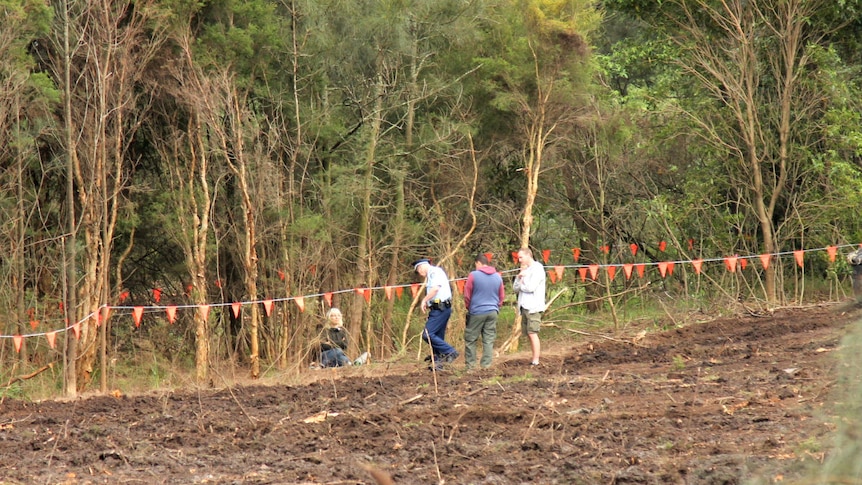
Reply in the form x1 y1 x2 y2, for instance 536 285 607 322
326 308 343 320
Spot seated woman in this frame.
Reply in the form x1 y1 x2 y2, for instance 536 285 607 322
318 308 368 368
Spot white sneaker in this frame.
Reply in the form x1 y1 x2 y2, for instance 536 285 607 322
354 352 369 366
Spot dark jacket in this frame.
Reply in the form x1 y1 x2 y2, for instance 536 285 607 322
464 265 505 315
321 326 349 351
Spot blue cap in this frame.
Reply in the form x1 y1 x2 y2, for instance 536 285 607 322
413 259 430 271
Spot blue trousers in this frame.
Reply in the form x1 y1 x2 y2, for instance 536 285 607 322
423 307 455 356
321 348 351 367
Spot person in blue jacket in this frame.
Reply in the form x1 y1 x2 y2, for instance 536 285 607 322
463 253 505 369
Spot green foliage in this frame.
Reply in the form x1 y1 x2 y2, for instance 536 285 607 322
194 0 284 76
0 382 26 400
4 0 862 397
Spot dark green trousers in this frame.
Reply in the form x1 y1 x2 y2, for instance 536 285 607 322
464 311 498 369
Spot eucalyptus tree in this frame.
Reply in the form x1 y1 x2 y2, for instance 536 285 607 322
605 0 862 304
296 0 489 359
36 0 173 392
471 0 601 348
173 0 291 378
0 0 56 369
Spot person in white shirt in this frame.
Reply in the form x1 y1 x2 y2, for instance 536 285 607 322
414 259 458 370
513 247 546 366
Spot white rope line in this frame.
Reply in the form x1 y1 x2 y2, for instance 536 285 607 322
1 243 858 340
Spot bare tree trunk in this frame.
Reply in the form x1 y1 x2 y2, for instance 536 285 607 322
61 0 77 397
382 172 405 357
501 52 555 353
189 116 212 384
352 63 385 359
14 100 28 363
214 83 262 378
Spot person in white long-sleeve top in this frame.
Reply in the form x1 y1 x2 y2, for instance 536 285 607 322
513 247 546 366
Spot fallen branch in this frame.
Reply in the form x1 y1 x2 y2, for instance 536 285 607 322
399 394 423 406
4 362 56 389
545 323 645 347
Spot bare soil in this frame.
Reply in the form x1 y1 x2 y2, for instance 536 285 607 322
1 303 858 484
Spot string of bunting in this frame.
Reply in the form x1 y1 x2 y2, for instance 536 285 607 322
1 243 859 351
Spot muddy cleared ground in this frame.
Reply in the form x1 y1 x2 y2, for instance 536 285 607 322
1 303 859 484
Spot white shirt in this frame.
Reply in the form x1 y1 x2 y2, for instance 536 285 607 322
514 260 546 313
426 265 453 302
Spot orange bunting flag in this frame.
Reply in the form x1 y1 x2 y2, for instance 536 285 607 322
395 286 404 299
607 265 617 281
692 259 704 274
199 304 211 321
688 238 694 250
456 280 465 294
484 252 493 262
278 270 285 281
410 283 421 298
13 335 23 353
133 306 144 328
658 241 667 252
572 248 581 262
323 292 333 306
152 288 162 303
667 261 675 276
354 287 364 296
384 286 393 301
231 302 241 318
72 322 80 340
554 265 565 280
724 256 738 273
215 279 222 288
263 299 274 316
794 250 804 268
658 262 669 278
166 306 177 324
30 319 39 330
578 267 587 282
827 246 837 263
548 270 557 284
46 331 56 349
363 288 372 304
119 291 130 303
511 251 519 263
630 243 638 256
623 263 634 280
600 245 610 254
636 264 645 278
739 258 748 270
542 249 551 263
295 296 305 312
588 264 599 280
759 254 771 270
185 284 192 297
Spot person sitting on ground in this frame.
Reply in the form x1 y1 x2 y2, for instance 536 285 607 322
318 308 368 368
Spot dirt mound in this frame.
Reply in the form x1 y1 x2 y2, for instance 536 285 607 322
1 304 858 484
